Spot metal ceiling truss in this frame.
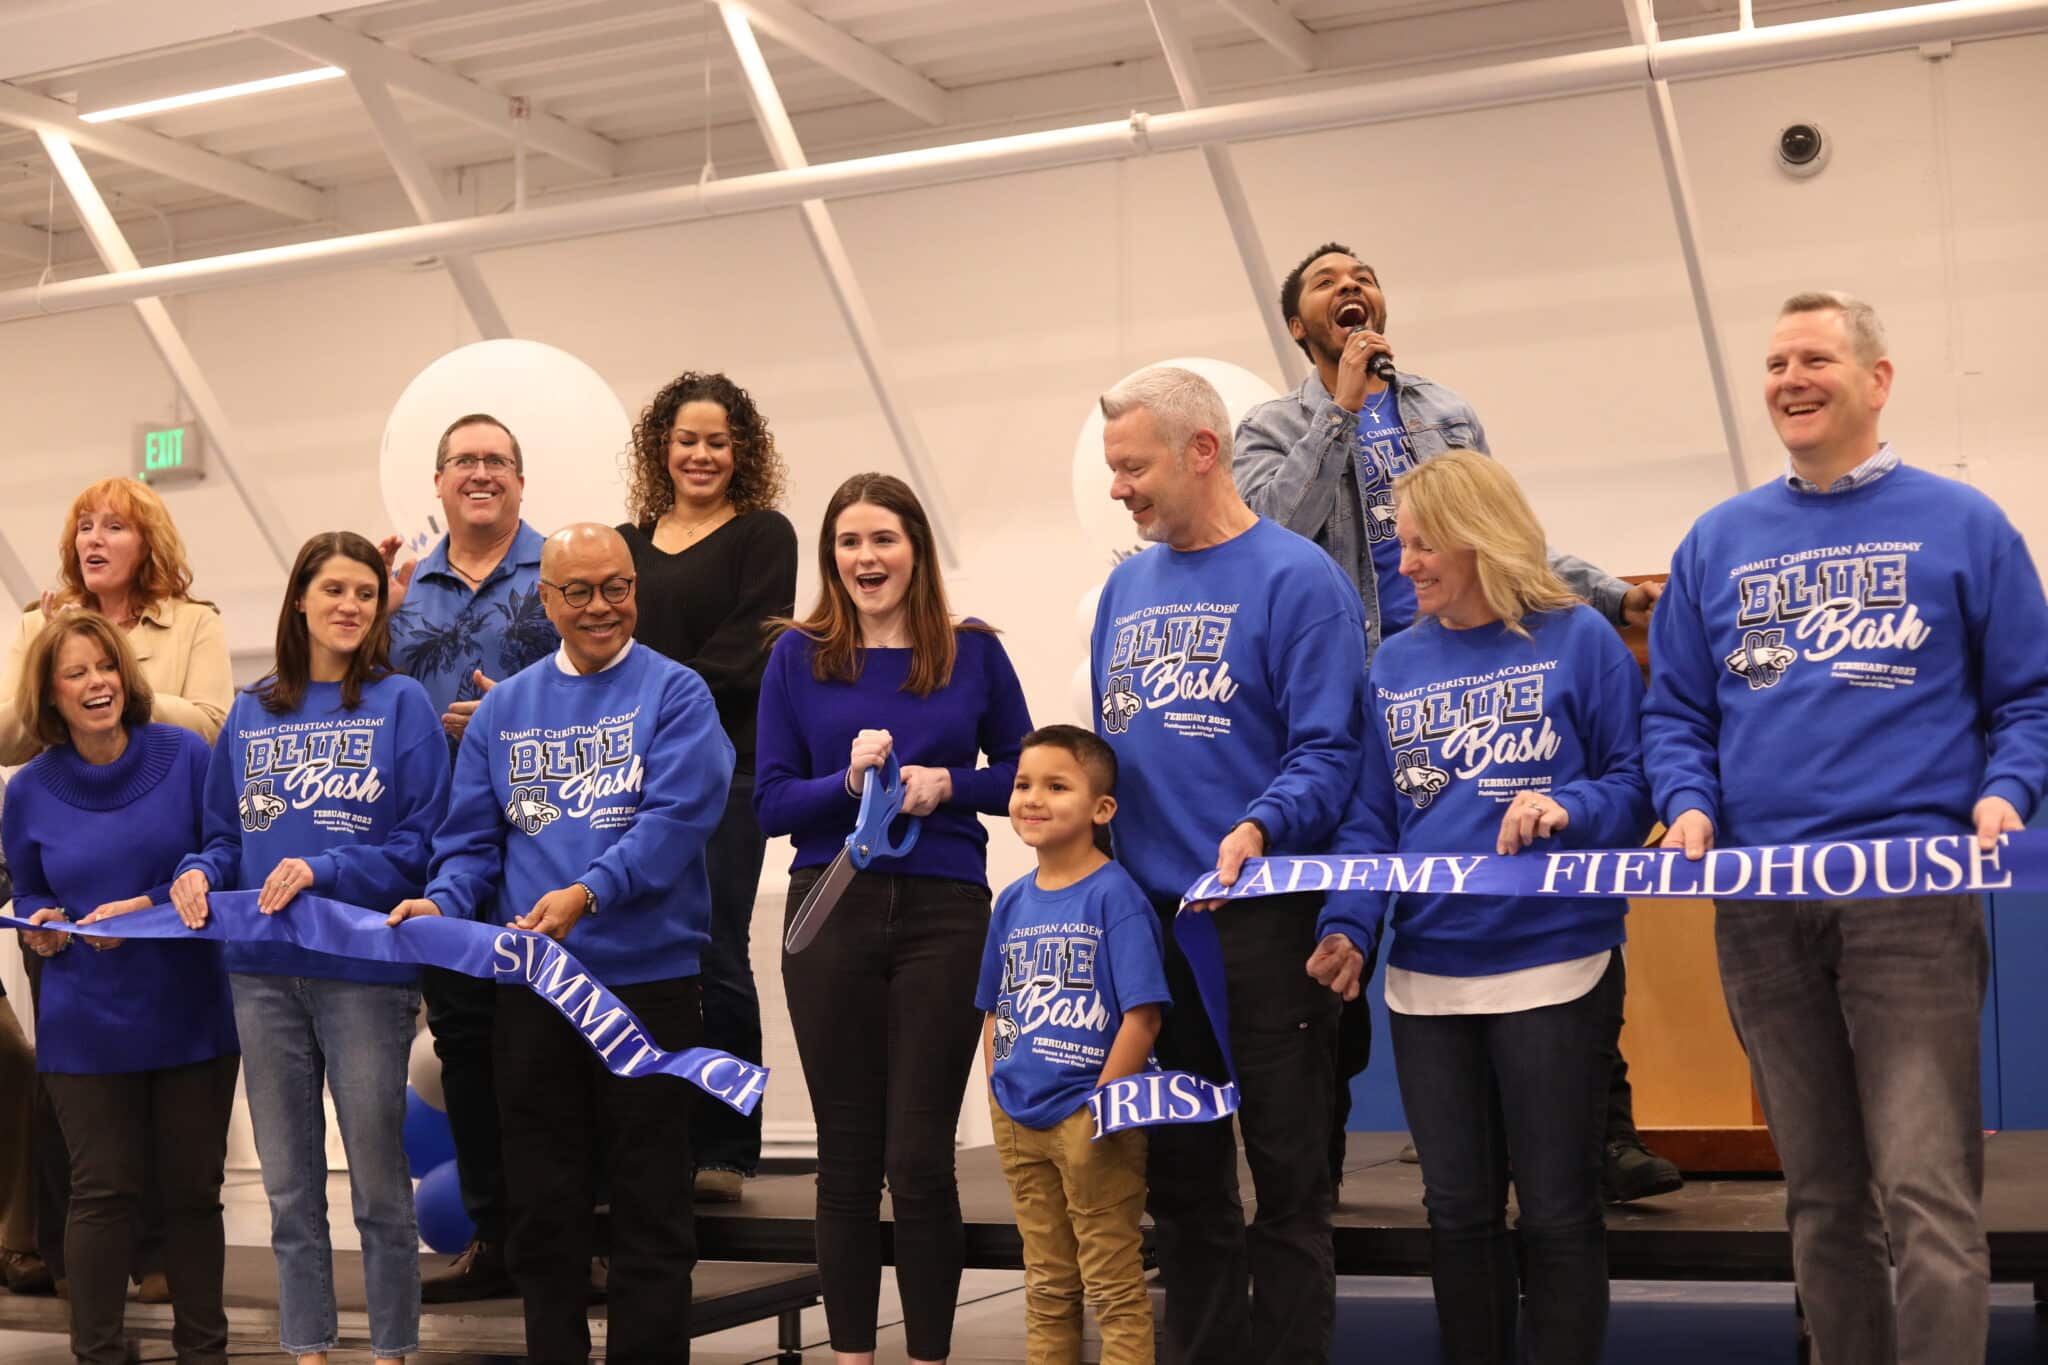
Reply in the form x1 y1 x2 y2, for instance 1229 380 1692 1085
0 1 2041 497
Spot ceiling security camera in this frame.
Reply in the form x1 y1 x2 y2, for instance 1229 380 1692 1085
1776 122 1830 179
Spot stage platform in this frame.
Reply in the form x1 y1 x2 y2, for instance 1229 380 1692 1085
698 1130 2048 1294
0 1249 820 1359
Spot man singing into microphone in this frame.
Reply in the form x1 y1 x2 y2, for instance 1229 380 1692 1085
1234 242 1677 1205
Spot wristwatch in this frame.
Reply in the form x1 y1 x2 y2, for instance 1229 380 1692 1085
1238 817 1271 853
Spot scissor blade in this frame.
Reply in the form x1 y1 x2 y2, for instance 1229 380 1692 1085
783 848 857 954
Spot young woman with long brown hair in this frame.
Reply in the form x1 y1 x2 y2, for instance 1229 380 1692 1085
754 473 1032 1365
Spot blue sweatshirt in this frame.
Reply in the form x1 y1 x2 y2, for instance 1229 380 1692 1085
422 643 734 986
753 626 1032 886
1365 605 1650 975
1090 518 1369 921
1 724 238 1074
975 859 1172 1129
1643 464 2048 845
178 674 449 982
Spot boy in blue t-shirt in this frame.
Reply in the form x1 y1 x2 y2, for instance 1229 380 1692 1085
976 725 1170 1365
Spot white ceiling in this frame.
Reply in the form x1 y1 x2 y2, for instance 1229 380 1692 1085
0 0 1979 269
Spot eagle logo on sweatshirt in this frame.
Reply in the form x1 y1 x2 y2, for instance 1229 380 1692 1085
1724 629 1796 690
1099 674 1141 735
1391 747 1451 809
237 780 287 833
505 784 562 836
992 1001 1019 1063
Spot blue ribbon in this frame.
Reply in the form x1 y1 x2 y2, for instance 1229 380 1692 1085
1175 829 2038 908
1095 828 2048 1141
2 892 768 1115
1085 905 1243 1140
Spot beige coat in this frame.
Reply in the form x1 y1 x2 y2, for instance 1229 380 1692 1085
0 598 232 766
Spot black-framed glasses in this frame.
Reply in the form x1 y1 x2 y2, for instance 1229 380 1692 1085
541 575 635 607
440 454 517 474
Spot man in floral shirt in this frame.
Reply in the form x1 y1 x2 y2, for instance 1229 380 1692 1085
384 412 558 1302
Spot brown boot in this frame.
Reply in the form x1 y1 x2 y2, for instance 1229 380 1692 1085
0 1249 53 1295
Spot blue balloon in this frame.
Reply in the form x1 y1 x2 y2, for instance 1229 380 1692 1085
402 1087 456 1177
414 1159 475 1255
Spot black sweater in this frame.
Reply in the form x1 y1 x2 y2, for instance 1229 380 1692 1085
620 510 799 773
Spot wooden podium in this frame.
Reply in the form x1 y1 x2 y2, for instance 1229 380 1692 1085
1617 576 1782 1174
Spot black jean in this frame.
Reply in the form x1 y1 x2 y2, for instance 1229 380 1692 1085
781 868 988 1359
44 1053 240 1365
694 772 768 1176
1390 950 1621 1365
1147 892 1339 1365
1328 933 1381 1183
422 963 504 1244
19 942 165 1281
494 976 702 1365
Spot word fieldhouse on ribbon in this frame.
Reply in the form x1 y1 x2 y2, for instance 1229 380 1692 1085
1 892 768 1115
1179 830 2033 907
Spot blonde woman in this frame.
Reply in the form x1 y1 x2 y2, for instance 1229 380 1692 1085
0 477 230 764
1361 450 1650 1365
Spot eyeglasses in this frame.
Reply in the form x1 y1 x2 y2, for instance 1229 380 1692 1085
440 454 517 474
541 575 635 607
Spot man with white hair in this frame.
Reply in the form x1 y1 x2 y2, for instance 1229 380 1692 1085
1089 366 1379 1363
1645 292 2048 1365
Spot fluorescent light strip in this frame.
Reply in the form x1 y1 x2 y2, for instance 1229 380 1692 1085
78 66 344 123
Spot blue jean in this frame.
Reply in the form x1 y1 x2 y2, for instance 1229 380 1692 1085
1389 950 1619 1365
231 973 421 1358
1714 894 1989 1365
695 770 768 1175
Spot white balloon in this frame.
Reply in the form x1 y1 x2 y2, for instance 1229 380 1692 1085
1068 356 1283 564
408 1026 446 1112
1069 658 1096 727
380 340 632 559
1074 584 1102 644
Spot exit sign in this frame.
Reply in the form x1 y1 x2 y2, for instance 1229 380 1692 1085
135 424 206 485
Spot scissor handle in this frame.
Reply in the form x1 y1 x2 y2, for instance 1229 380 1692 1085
849 752 922 868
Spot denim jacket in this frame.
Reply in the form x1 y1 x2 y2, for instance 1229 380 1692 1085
1234 368 1630 655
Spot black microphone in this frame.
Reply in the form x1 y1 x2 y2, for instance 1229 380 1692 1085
1334 300 1397 383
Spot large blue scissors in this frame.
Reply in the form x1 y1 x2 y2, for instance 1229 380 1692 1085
782 752 922 954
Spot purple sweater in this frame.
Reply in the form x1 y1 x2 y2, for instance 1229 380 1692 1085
753 626 1032 886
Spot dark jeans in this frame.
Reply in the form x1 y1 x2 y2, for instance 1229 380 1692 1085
781 868 988 1359
494 976 702 1365
1390 950 1620 1365
20 942 165 1281
695 772 768 1176
1715 894 1989 1365
1603 954 1641 1147
422 963 504 1244
44 1053 240 1365
1147 892 1338 1365
1329 935 1380 1183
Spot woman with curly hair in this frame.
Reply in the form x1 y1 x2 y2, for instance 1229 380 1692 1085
618 371 798 1201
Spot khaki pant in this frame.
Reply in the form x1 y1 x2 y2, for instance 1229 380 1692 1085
0 1000 35 1254
990 1097 1153 1365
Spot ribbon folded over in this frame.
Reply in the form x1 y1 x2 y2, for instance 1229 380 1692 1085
1086 907 1242 1141
1178 829 2037 908
2 892 769 1116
